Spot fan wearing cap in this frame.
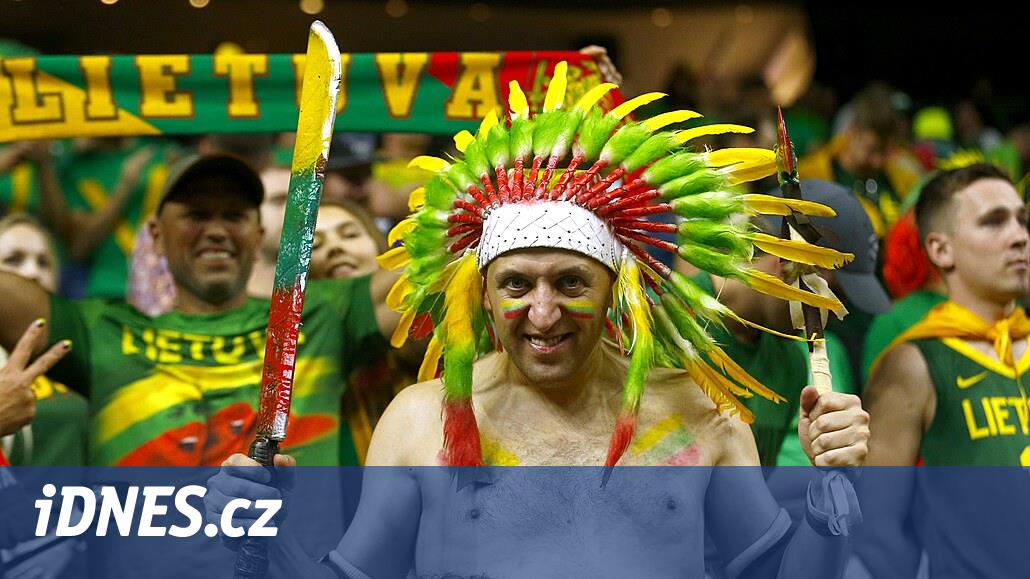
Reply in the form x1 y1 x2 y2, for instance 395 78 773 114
209 63 869 579
690 179 888 468
0 153 400 467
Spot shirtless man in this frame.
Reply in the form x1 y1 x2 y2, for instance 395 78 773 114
208 244 869 578
207 67 869 578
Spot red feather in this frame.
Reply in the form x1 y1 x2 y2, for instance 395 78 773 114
551 153 584 200
443 399 483 466
604 413 637 468
410 312 435 340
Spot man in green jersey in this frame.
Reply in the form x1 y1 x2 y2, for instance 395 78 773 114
861 164 1030 577
0 153 399 466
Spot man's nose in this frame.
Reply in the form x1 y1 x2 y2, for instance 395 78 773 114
526 290 561 332
202 220 230 241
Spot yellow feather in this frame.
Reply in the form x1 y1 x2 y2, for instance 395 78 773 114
391 308 416 348
407 187 426 211
574 82 617 112
706 147 775 167
722 309 814 343
748 233 854 269
385 276 413 311
376 245 411 271
508 80 529 118
418 336 443 382
708 347 786 403
478 108 499 136
643 110 703 131
726 160 776 184
543 61 568 112
388 218 416 246
453 130 475 152
610 92 666 120
687 362 755 423
674 124 754 144
743 269 846 316
409 155 450 173
442 252 482 347
742 194 837 218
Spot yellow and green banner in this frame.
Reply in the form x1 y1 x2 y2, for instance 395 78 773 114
0 51 620 142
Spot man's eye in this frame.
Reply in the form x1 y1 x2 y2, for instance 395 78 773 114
504 278 528 291
559 276 583 290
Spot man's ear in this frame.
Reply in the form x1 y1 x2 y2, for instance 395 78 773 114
482 277 493 314
924 232 953 270
148 216 165 258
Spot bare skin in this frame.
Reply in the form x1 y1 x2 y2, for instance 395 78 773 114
210 249 868 578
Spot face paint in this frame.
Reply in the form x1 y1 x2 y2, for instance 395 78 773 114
501 298 530 319
562 298 597 320
630 413 699 466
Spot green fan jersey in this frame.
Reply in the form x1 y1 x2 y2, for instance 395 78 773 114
47 276 385 466
0 373 89 466
915 338 1030 466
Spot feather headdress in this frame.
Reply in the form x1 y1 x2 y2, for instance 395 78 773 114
380 62 851 468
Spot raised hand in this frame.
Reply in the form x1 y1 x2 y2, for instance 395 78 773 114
0 319 71 437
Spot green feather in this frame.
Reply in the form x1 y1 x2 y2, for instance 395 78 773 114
463 139 491 177
670 191 744 219
509 116 534 159
660 292 717 352
423 178 457 209
642 151 706 185
677 244 743 279
484 123 510 168
665 272 731 326
658 171 725 200
678 221 753 258
531 110 567 158
600 122 651 165
621 132 679 173
445 163 481 194
575 108 620 161
406 251 452 282
404 228 448 258
443 340 476 399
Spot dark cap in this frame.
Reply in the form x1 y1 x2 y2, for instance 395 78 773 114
157 153 264 212
768 180 891 314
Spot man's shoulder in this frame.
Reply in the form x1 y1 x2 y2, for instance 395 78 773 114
368 379 446 466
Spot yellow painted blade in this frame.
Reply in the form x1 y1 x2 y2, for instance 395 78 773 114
409 155 450 173
574 82 617 112
610 92 666 120
744 269 846 316
675 124 754 144
508 81 529 118
748 233 854 269
289 21 342 176
453 130 475 152
742 194 837 217
643 109 703 131
543 61 568 112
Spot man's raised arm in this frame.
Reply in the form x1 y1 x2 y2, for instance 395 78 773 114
0 271 51 352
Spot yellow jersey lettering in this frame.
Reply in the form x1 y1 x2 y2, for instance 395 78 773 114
155 329 184 364
122 325 140 356
963 398 991 440
1010 396 1030 435
981 397 999 436
991 396 1016 436
212 335 245 364
180 333 211 361
247 330 265 355
141 328 158 361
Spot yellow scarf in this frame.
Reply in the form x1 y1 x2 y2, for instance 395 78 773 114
871 301 1030 373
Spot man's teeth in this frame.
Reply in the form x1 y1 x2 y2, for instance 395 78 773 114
528 336 564 347
200 250 231 259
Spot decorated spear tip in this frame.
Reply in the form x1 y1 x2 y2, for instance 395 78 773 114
775 107 796 175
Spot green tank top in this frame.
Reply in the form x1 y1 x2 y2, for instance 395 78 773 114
916 338 1030 465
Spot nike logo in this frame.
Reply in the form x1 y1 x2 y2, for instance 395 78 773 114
957 371 989 389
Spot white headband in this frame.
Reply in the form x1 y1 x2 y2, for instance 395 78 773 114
476 201 624 271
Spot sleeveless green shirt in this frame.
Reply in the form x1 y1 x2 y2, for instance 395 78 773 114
915 338 1030 465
